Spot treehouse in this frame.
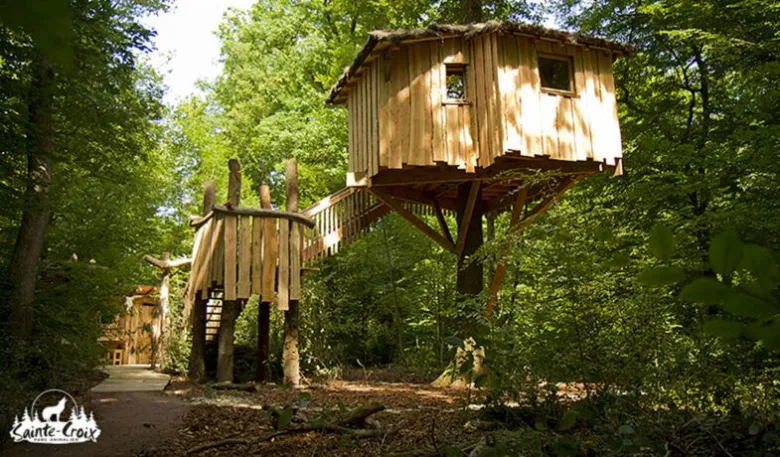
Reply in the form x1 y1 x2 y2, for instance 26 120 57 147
182 22 633 386
329 22 630 214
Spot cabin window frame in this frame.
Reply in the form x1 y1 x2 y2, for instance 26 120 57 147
442 64 470 105
537 53 576 97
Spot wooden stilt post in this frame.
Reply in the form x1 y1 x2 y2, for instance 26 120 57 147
217 159 241 383
283 160 300 386
188 181 215 381
153 251 170 369
256 184 272 383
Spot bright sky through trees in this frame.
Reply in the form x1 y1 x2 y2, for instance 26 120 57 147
144 0 255 104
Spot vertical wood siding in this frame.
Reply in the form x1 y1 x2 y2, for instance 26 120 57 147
345 33 623 181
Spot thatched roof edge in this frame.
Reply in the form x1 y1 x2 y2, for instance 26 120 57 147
328 21 635 104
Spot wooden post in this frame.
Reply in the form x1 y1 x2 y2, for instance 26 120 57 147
188 180 215 381
257 184 272 382
283 160 300 386
217 159 241 383
152 251 170 369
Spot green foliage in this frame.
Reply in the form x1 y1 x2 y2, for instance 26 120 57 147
642 230 779 350
0 0 179 436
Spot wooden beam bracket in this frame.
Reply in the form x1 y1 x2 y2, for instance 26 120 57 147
370 189 456 254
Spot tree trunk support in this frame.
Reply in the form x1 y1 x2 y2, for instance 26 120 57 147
456 182 484 297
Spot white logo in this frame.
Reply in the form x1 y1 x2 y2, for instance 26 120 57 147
9 389 101 444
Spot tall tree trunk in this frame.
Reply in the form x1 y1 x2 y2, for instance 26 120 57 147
283 160 300 386
10 58 54 341
456 183 484 297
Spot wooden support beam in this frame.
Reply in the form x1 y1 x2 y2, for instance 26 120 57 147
373 185 458 212
486 177 578 316
218 159 241 383
455 182 481 255
257 184 271 383
283 160 301 387
144 255 191 270
432 199 454 246
370 159 603 187
370 189 457 253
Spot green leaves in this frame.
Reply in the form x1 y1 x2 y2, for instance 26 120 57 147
709 230 743 276
276 407 294 429
557 410 578 432
679 278 733 304
640 225 683 285
638 266 685 286
649 225 676 260
740 244 780 292
702 320 744 339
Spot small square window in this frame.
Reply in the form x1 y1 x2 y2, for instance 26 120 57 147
538 56 573 93
446 66 466 100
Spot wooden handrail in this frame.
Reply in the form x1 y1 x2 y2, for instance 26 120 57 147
190 206 316 229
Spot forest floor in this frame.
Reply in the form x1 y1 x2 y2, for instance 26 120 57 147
146 370 484 457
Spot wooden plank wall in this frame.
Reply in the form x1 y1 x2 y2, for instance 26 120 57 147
188 214 302 312
345 34 623 178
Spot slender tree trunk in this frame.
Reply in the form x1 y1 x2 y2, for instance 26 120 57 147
456 183 484 297
10 58 54 341
283 160 300 386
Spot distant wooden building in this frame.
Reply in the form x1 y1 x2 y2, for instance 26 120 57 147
99 286 160 365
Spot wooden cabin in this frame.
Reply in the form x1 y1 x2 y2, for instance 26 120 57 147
329 22 631 196
99 286 160 365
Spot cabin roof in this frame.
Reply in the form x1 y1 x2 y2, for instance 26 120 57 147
328 21 635 104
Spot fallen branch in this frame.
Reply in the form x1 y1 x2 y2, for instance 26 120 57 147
186 438 249 455
187 404 389 455
210 382 258 392
340 404 385 427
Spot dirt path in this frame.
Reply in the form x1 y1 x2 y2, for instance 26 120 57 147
3 370 477 457
2 366 190 457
